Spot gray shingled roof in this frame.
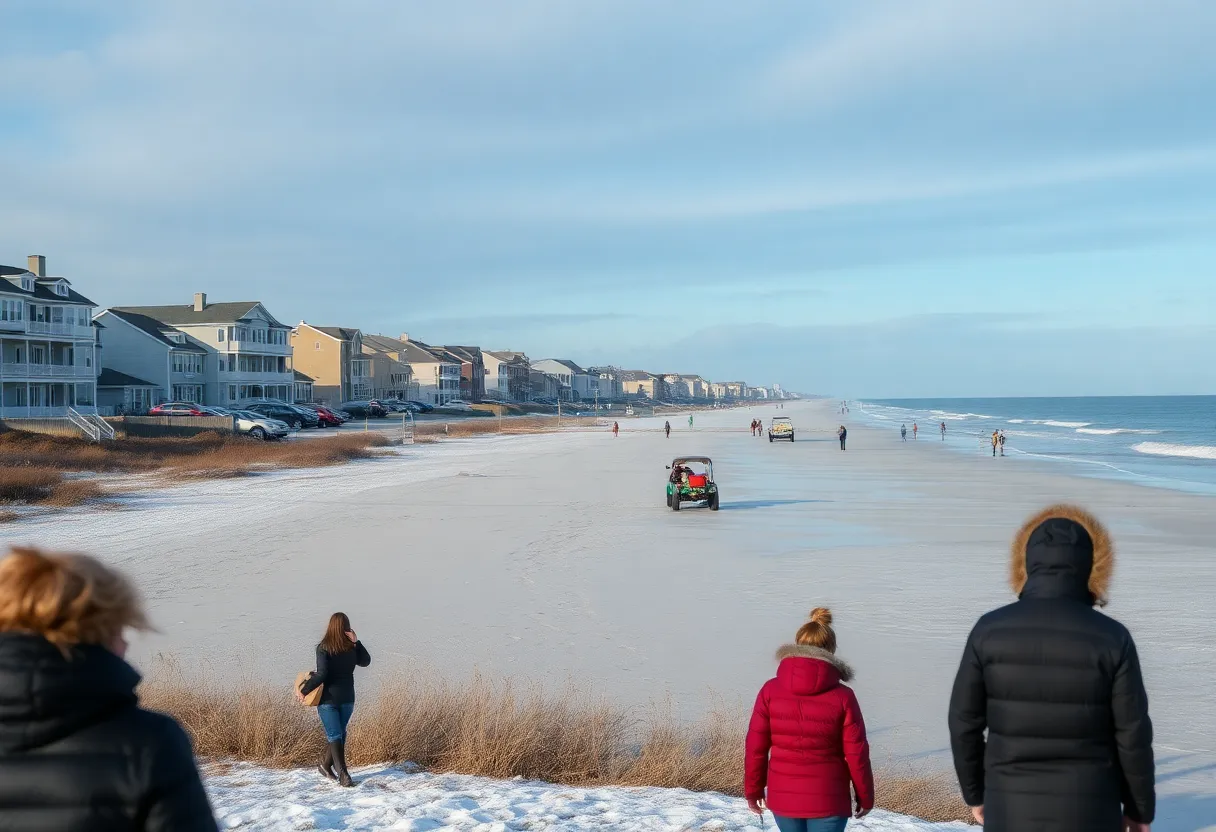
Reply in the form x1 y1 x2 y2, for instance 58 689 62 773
103 309 207 353
0 267 96 306
311 325 360 341
97 368 159 388
536 358 585 374
113 301 281 326
294 369 315 382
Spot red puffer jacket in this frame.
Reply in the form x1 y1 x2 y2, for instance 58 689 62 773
745 645 875 819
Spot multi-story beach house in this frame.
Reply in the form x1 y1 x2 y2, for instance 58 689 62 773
290 323 370 405
619 370 663 400
530 359 583 401
441 345 486 402
586 366 623 402
101 293 293 406
483 351 532 402
362 335 459 405
1 256 100 419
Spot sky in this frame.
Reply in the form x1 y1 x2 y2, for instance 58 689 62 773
2 0 1215 397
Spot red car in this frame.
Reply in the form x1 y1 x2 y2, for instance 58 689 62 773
305 405 346 427
148 402 207 416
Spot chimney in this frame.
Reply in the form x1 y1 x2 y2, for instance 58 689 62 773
27 255 46 277
193 292 207 312
400 332 410 342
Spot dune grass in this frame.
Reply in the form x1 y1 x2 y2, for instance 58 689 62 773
142 665 972 824
0 466 104 508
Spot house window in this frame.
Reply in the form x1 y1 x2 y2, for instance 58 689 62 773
75 384 94 406
314 341 320 350
228 385 237 401
0 299 22 321
217 357 225 372
218 328 226 342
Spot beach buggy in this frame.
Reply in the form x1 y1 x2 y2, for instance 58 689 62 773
768 416 794 442
666 456 720 511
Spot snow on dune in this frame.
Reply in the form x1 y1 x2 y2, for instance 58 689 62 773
206 764 969 832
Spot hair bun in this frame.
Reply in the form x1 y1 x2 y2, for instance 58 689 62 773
808 607 832 626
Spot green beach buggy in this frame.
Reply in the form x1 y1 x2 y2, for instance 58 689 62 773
666 456 720 511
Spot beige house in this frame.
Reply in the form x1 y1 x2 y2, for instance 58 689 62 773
290 323 370 405
361 334 461 404
619 370 662 399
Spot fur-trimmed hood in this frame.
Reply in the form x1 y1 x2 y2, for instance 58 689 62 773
775 643 854 687
1010 504 1114 606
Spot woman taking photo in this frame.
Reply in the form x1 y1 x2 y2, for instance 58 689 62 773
0 547 217 831
745 608 874 832
297 612 371 787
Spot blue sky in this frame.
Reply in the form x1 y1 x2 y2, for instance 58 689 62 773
2 1 1215 397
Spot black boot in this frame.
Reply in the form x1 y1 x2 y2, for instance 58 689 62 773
318 746 336 780
330 739 354 787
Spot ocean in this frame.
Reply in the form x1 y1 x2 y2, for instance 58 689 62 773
856 396 1216 495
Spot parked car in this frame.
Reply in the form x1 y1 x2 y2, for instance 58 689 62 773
231 410 291 440
296 404 345 427
339 400 388 419
200 406 232 417
148 402 207 416
245 402 319 430
439 400 473 411
406 400 435 413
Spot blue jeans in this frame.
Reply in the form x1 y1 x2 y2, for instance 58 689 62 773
772 816 849 832
317 702 354 742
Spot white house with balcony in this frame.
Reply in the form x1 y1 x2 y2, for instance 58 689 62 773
1 256 100 419
102 293 294 406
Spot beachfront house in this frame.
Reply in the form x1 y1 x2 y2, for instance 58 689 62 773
1 255 100 419
363 334 458 404
441 345 486 403
530 358 593 401
587 366 623 402
95 309 209 406
619 370 663 400
102 294 293 406
290 323 370 405
483 350 532 402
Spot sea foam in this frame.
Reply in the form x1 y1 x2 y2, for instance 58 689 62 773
1132 442 1216 461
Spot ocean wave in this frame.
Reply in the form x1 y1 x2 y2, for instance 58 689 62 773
1076 428 1162 436
929 410 997 420
1132 442 1216 461
1006 419 1091 428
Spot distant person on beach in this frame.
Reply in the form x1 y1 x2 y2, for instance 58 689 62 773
689 414 694 429
941 421 946 440
0 547 218 831
999 430 1006 456
298 613 371 787
612 421 619 438
949 506 1154 832
992 430 1000 457
664 420 671 438
745 608 874 831
901 424 907 442
838 425 847 451
913 422 918 440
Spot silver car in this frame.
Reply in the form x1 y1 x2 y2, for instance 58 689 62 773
231 409 292 440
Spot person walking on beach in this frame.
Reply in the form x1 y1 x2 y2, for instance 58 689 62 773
901 424 907 442
949 505 1154 832
298 613 371 787
745 608 875 831
940 421 946 440
664 420 671 438
838 425 847 451
612 421 619 438
991 430 1000 457
0 547 219 831
913 422 918 440
998 430 1006 456
689 414 694 429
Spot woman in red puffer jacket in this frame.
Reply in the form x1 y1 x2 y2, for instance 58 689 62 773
745 608 875 832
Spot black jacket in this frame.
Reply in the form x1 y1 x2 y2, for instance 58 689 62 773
0 633 218 832
948 509 1154 832
300 641 370 705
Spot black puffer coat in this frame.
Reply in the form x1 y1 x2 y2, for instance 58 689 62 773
0 633 218 832
949 506 1154 832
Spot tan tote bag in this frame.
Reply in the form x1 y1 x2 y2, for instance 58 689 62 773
295 671 323 707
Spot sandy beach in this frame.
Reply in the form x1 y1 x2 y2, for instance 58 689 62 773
5 399 1214 830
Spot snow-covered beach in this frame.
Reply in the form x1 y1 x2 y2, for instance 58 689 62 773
4 399 1214 830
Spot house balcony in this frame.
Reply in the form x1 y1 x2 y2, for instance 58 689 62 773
1 362 96 379
0 405 98 419
24 321 95 337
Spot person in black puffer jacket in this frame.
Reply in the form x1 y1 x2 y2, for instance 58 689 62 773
949 505 1155 832
297 612 371 787
0 547 217 832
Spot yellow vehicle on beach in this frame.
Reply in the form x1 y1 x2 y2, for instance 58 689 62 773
768 417 794 442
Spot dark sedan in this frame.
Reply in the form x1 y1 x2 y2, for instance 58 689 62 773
245 402 320 429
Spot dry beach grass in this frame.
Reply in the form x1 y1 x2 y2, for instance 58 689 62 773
143 666 972 824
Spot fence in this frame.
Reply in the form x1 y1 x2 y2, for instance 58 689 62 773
110 415 235 438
